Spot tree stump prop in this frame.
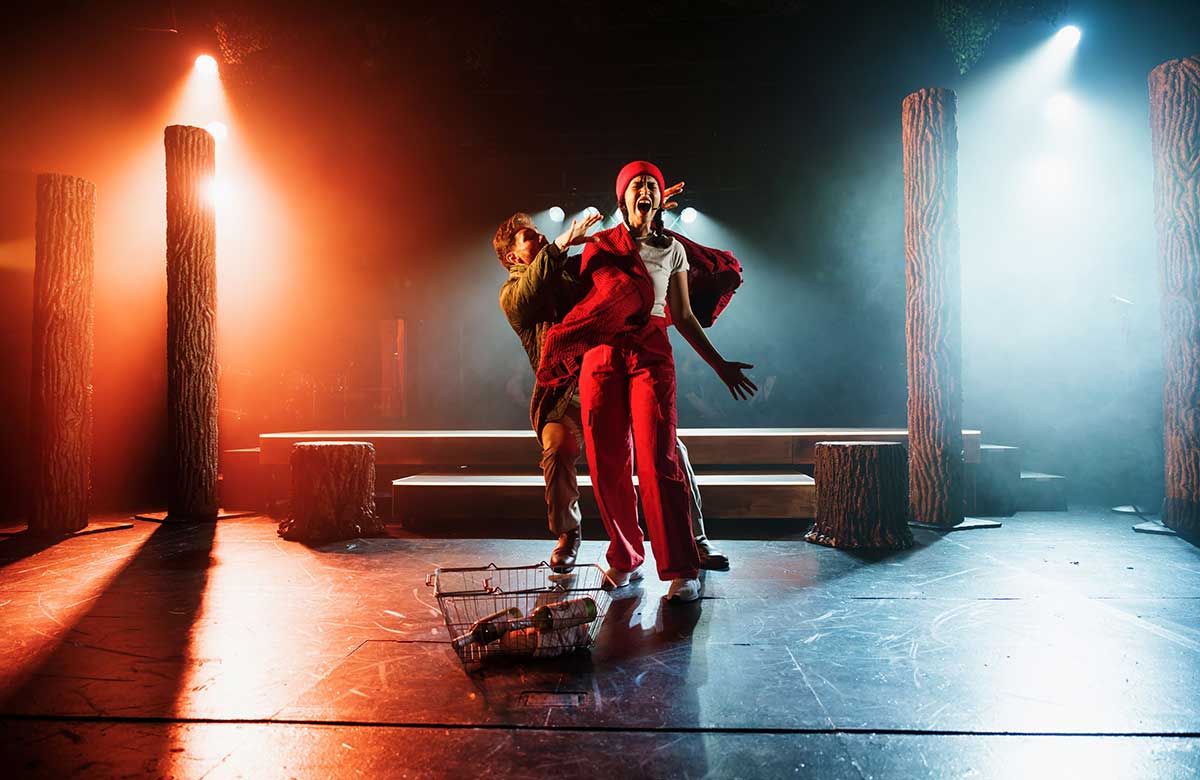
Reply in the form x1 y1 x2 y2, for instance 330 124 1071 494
29 174 95 535
280 442 385 544
902 87 964 528
1150 56 1200 540
165 125 218 522
807 442 912 550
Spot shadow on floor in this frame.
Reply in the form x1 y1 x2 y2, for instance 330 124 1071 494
0 531 65 569
0 521 216 776
0 522 137 570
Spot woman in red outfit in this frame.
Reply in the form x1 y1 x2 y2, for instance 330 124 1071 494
541 161 755 602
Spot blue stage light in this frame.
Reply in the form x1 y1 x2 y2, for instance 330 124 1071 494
548 206 565 223
1055 25 1082 49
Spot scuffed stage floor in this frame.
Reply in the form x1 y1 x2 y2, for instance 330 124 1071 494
0 510 1197 778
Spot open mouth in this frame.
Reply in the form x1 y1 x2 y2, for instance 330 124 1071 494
636 198 653 215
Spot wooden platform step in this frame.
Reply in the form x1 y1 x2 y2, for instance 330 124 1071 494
262 428 982 467
391 472 816 525
966 444 1020 517
1017 471 1068 512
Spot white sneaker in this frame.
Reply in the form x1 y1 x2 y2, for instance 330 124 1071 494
666 577 702 602
604 566 644 590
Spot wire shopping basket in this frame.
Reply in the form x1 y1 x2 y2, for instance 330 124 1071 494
426 562 614 664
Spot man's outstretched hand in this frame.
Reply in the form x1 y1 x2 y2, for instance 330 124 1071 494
715 360 757 400
663 181 685 211
554 211 604 251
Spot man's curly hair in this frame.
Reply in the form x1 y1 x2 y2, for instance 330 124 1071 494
493 212 535 270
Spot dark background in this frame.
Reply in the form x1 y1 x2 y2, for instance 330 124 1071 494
0 0 1196 518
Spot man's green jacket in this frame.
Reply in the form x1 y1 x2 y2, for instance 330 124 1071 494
499 242 582 437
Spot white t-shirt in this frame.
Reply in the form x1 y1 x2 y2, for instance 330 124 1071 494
635 234 689 318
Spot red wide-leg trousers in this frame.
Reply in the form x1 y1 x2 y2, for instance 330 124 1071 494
580 318 700 581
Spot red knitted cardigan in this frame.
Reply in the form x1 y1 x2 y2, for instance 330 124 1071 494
536 224 743 387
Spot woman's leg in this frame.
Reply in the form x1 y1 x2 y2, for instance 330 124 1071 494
580 345 643 573
628 327 700 581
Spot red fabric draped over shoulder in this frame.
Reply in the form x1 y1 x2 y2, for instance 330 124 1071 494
536 225 655 387
666 229 743 328
535 225 745 387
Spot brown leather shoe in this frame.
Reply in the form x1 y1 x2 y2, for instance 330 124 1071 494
550 529 581 572
696 537 729 570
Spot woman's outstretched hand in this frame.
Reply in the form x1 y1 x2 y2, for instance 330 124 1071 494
663 181 685 211
715 360 757 400
554 211 605 250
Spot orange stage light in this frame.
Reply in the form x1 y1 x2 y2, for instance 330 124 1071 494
194 54 219 77
205 121 229 142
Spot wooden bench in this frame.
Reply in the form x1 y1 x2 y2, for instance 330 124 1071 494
260 428 983 467
392 472 816 526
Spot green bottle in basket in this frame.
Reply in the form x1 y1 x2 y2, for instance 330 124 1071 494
452 606 522 650
528 597 597 631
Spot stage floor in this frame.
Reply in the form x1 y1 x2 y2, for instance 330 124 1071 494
1 510 1198 778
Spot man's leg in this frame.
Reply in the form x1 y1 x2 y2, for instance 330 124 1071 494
541 415 582 571
675 437 729 570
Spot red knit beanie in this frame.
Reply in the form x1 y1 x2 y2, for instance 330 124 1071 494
615 160 665 203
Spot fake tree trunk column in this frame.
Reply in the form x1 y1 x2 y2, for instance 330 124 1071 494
165 125 218 522
29 174 95 535
1150 56 1200 539
902 87 964 528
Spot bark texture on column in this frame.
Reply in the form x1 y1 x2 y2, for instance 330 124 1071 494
29 174 96 535
165 125 218 522
807 442 912 549
281 442 384 544
902 88 964 528
1150 56 1200 540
